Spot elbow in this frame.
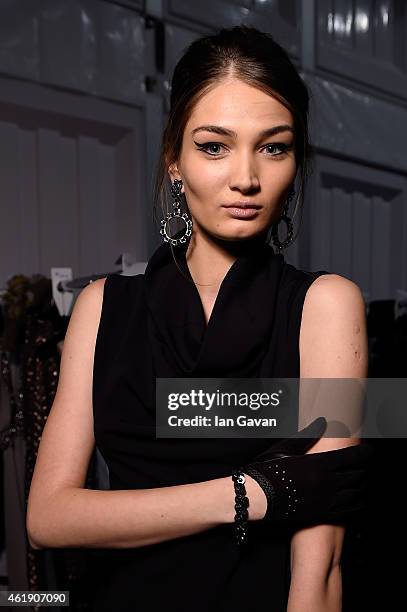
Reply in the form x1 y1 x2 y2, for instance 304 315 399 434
26 517 45 550
26 501 47 550
27 534 44 551
26 485 57 550
26 488 74 549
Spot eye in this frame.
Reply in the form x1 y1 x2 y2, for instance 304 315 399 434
262 143 293 157
194 141 226 156
193 141 293 158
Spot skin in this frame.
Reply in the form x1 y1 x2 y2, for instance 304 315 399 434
169 76 368 611
168 76 296 323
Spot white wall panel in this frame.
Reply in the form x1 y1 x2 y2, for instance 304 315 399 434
316 0 407 99
309 155 407 301
0 76 147 286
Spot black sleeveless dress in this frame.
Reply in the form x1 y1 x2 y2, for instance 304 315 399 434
90 237 330 612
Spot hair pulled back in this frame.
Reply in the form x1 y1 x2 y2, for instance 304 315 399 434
153 25 312 247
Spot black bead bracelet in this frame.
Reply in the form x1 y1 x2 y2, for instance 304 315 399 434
232 469 249 546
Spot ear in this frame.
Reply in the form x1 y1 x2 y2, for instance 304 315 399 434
168 163 183 187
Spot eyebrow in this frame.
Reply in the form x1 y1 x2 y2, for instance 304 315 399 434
191 124 294 138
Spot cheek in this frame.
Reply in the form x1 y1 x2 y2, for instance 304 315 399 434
262 160 296 194
182 161 226 197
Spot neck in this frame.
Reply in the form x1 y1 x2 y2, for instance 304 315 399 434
184 229 268 294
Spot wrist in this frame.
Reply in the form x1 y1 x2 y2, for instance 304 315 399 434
244 474 267 521
216 472 268 526
217 476 237 524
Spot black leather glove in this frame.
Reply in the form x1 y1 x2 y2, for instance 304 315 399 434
240 417 372 527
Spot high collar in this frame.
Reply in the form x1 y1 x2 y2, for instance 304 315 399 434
144 235 285 377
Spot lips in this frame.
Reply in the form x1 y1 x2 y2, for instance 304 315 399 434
223 206 261 219
223 203 262 209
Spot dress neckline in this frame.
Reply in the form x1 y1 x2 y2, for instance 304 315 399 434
180 248 240 331
144 234 283 376
179 235 273 330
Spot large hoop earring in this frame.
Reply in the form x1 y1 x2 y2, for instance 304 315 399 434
159 179 193 246
271 186 295 253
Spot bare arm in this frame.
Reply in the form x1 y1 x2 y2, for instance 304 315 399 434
26 278 265 550
288 525 345 612
28 478 240 550
287 274 368 612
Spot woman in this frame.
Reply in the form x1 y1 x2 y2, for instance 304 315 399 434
26 26 370 611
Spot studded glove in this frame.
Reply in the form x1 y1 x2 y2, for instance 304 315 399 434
240 417 372 527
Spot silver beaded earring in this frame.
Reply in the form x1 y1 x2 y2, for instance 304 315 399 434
160 179 193 246
271 185 295 252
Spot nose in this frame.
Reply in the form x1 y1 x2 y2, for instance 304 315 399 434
228 152 260 193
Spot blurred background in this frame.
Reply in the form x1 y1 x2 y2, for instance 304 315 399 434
0 0 406 610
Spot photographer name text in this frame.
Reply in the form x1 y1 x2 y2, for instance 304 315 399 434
168 415 277 428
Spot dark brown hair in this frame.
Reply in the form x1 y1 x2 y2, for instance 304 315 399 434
152 24 312 247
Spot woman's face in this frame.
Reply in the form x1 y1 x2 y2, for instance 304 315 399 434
169 77 297 242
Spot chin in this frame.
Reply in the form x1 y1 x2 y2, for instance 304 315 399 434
206 223 268 243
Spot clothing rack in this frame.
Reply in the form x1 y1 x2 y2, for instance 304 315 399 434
56 261 148 295
56 272 114 293
0 251 149 298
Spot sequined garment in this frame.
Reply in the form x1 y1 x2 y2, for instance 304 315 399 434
0 274 96 611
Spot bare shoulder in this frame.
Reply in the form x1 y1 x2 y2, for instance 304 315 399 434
305 272 364 296
299 273 367 377
57 277 107 353
73 276 107 311
56 276 108 405
302 273 365 323
27 276 109 528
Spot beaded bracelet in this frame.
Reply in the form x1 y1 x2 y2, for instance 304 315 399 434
232 469 249 546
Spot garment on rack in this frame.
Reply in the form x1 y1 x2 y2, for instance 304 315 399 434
0 274 97 611
90 235 332 612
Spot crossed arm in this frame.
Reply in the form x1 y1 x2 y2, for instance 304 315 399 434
288 273 368 612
